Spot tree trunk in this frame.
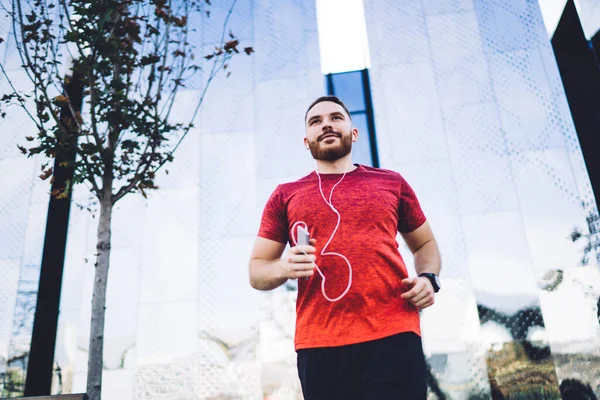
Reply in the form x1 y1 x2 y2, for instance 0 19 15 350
86 188 113 400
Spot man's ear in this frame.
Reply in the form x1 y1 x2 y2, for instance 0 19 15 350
352 127 359 142
304 137 309 149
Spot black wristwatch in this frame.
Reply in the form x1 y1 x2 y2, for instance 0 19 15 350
419 273 441 293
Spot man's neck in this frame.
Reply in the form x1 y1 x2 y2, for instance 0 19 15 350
315 155 357 174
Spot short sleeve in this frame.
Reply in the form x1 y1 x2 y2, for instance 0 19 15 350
397 175 427 233
257 186 289 244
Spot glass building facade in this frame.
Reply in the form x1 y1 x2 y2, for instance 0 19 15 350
0 0 599 398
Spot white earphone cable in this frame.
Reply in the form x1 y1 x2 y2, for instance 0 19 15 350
291 157 353 302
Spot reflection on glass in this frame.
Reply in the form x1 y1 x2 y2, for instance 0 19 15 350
486 341 561 399
330 71 366 113
2 263 40 398
326 69 378 167
350 113 373 167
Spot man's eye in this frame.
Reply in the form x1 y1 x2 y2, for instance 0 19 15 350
310 120 319 125
333 116 341 120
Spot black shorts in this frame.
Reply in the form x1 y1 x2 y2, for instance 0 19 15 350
296 331 427 400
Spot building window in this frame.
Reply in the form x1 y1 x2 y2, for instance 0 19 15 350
326 69 379 167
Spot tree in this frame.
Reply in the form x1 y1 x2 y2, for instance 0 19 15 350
0 1 253 399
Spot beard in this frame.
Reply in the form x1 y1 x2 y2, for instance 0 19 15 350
307 131 353 161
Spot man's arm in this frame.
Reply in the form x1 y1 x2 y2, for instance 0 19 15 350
249 236 316 291
402 221 441 276
399 221 441 309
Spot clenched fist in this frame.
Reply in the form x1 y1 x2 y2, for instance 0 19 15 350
279 238 317 280
400 276 435 309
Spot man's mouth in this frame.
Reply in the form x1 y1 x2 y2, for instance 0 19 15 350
319 132 341 141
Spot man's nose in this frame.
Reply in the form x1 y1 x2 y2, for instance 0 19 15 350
322 123 332 132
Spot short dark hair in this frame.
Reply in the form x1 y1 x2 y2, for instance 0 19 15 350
305 95 352 122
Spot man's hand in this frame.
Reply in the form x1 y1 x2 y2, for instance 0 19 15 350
279 238 317 280
400 276 435 309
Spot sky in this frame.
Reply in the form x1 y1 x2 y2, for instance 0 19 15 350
538 0 568 37
315 0 371 74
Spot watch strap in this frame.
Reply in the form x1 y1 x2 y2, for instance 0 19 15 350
419 272 440 293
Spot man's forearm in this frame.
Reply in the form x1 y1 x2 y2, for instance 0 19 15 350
249 258 288 291
413 239 441 275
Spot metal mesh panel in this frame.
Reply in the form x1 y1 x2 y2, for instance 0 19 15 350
0 126 46 396
364 0 600 399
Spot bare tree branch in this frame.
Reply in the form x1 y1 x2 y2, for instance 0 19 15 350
0 63 41 127
154 0 239 174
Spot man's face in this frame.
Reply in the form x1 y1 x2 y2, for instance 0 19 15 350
304 101 357 161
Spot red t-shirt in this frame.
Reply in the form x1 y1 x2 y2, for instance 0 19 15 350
257 164 427 350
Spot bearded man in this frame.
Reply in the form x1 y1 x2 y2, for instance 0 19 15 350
249 95 442 400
